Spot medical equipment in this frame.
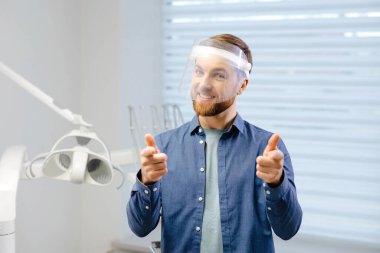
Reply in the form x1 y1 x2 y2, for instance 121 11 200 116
128 104 184 165
0 61 134 253
149 241 161 253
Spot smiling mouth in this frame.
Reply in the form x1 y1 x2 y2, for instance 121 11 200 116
197 93 216 101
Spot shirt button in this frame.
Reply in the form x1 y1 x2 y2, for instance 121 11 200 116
198 128 203 133
145 205 149 210
198 197 203 202
144 190 149 195
266 190 271 195
267 207 272 211
199 140 204 144
200 167 205 172
153 187 158 192
195 226 201 232
262 183 266 187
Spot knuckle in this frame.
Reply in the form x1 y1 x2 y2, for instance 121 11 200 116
140 148 150 156
141 159 149 167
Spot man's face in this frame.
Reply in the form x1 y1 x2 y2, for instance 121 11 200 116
191 56 240 116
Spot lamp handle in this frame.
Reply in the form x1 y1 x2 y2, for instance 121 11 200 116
0 62 92 128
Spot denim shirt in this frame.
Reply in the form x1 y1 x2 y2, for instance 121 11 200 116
127 114 302 253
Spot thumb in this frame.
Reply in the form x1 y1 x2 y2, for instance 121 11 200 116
264 133 280 156
144 133 159 153
145 133 156 147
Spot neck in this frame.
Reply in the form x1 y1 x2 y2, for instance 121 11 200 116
198 101 237 130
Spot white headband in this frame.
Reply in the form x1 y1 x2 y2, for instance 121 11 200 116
191 45 251 78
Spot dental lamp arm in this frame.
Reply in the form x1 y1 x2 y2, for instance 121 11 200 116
0 62 91 128
0 60 138 253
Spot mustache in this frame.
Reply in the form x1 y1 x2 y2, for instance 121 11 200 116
193 86 213 94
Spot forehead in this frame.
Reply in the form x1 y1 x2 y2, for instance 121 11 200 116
195 56 236 72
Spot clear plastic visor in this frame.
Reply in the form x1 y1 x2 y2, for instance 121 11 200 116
180 40 251 104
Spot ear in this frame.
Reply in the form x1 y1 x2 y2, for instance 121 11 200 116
237 79 249 95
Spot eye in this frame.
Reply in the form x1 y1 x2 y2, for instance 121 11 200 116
194 67 204 77
214 72 227 81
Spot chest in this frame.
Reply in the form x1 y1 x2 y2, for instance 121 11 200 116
160 136 263 204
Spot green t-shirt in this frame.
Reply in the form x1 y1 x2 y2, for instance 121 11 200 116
200 128 225 253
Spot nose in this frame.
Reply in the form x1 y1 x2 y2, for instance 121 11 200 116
198 74 212 90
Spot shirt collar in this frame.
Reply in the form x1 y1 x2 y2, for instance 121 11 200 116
190 116 201 135
189 113 245 136
232 113 245 135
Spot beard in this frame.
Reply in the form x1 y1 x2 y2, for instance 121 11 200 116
192 97 235 116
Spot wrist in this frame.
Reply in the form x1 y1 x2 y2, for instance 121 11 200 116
267 170 284 188
138 170 156 185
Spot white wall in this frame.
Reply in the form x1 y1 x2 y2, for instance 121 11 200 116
0 0 82 253
80 0 163 252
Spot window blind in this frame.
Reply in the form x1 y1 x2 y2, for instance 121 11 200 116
162 0 380 244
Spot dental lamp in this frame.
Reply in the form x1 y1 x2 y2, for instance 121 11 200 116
0 62 135 253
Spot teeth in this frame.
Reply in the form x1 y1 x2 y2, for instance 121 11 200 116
199 94 214 99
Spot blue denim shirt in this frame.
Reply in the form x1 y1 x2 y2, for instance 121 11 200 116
127 114 302 253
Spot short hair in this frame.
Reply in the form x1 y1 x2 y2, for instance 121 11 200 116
209 34 253 74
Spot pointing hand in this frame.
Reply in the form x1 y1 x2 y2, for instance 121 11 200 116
140 134 168 185
256 133 284 187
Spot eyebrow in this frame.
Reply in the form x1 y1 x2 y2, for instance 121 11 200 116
195 64 228 73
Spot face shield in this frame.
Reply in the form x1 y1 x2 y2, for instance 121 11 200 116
180 38 251 104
